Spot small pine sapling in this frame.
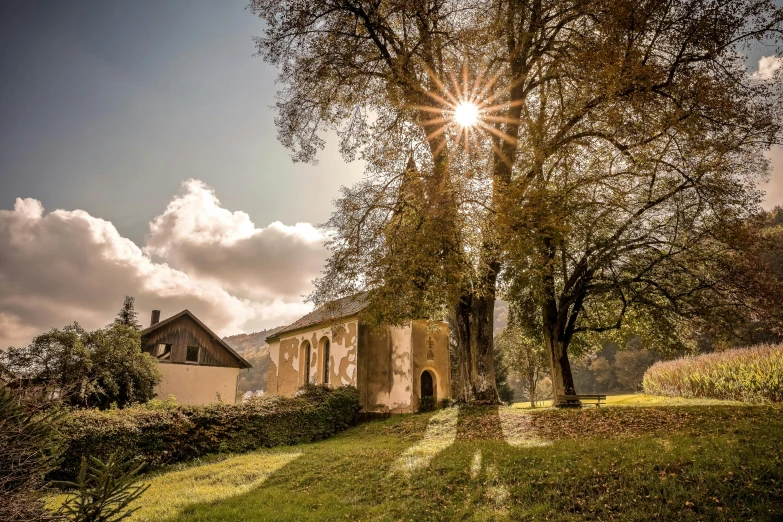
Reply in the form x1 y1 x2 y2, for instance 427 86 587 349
57 453 149 522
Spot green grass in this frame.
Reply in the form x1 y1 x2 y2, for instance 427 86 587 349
50 396 783 521
512 393 746 409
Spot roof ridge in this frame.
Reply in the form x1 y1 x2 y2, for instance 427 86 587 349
266 291 370 341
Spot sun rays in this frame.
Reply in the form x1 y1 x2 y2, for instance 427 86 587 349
407 63 523 167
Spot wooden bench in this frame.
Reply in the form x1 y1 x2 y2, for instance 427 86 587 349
556 394 606 408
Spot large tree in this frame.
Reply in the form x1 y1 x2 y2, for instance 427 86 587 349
498 0 783 400
250 0 783 402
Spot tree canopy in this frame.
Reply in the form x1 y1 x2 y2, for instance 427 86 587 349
0 299 160 408
251 0 783 401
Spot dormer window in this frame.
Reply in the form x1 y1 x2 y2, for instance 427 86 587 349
186 345 200 363
153 343 171 361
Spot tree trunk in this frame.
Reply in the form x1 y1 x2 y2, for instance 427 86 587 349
454 290 499 404
544 329 577 407
527 362 537 408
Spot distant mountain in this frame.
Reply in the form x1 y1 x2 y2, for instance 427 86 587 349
224 326 284 394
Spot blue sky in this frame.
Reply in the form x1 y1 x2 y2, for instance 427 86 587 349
0 0 364 245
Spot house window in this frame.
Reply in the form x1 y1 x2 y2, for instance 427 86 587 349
186 345 200 363
302 341 312 384
153 343 171 361
322 338 330 384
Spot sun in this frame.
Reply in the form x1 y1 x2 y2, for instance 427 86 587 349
453 102 480 127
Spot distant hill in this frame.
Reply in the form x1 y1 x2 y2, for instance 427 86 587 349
224 326 284 394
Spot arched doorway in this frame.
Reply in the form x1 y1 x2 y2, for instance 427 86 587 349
420 370 435 400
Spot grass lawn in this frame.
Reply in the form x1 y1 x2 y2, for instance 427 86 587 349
52 395 783 521
512 393 746 409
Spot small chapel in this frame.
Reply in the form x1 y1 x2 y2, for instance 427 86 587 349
265 293 451 413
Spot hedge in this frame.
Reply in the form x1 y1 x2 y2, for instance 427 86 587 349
642 344 783 403
53 385 359 480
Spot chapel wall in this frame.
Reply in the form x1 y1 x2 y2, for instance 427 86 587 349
411 320 451 409
272 319 359 397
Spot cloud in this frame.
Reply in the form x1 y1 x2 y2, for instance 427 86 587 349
0 181 325 348
144 180 329 301
753 55 783 80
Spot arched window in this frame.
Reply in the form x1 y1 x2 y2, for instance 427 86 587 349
302 341 312 385
420 370 435 399
321 338 331 384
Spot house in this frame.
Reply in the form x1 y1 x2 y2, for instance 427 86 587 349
266 293 451 413
141 309 251 405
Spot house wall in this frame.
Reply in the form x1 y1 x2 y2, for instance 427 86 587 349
156 363 240 405
272 318 359 397
411 320 451 410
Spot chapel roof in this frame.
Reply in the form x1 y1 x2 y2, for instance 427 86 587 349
266 292 370 342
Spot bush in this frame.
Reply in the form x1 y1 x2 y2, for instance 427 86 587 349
418 396 436 412
0 386 64 522
54 386 360 481
643 344 783 403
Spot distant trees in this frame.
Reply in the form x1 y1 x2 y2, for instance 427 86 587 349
251 0 783 403
0 298 160 409
495 303 549 407
571 343 661 393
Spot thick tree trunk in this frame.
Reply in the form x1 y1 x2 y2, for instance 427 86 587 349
544 330 577 407
454 290 499 404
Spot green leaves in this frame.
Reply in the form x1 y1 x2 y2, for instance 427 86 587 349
56 453 149 522
0 386 64 521
53 386 361 482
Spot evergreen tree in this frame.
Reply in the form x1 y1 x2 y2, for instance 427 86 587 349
113 296 141 331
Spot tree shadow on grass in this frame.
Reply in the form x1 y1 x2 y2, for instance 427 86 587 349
146 413 434 522
147 407 548 521
140 405 783 521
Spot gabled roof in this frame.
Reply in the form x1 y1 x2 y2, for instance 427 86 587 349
266 292 370 342
141 310 251 369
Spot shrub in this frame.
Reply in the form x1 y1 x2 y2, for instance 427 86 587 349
54 386 360 481
0 386 64 522
643 344 783 403
418 396 436 412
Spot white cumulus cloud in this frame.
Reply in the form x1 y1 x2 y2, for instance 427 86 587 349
0 181 324 348
144 180 330 301
753 55 783 80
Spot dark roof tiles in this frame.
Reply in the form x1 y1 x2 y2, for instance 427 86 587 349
267 292 369 341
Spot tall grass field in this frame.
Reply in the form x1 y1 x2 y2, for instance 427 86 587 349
643 344 783 402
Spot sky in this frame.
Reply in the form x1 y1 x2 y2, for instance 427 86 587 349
0 0 781 347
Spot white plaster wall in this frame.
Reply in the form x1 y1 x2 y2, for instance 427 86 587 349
276 319 358 389
387 324 413 411
156 363 239 405
267 339 280 394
